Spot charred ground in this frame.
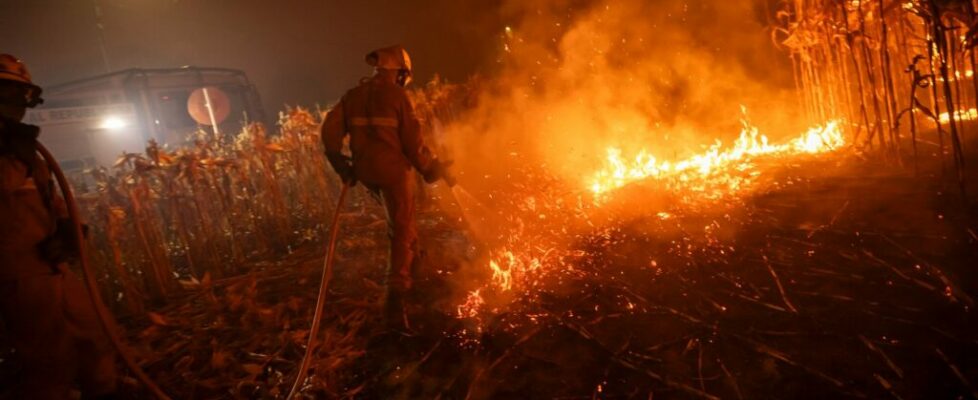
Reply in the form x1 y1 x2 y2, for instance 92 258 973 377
45 136 972 400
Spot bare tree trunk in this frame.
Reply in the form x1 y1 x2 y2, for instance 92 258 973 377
836 37 858 136
929 1 968 198
863 41 888 149
879 0 902 158
909 71 920 176
842 2 874 145
808 55 827 121
949 27 968 122
927 31 949 175
971 49 978 152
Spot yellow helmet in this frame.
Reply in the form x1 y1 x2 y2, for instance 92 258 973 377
0 54 43 107
365 45 413 86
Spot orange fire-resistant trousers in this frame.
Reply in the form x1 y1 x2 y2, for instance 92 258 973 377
372 172 419 294
0 262 117 399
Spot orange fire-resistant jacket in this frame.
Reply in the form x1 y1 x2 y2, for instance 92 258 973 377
322 75 436 187
0 148 64 280
1 124 118 399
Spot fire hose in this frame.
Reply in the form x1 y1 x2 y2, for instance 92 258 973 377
285 183 350 400
37 142 172 400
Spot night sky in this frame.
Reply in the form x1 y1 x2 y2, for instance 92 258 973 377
1 0 791 118
0 0 504 112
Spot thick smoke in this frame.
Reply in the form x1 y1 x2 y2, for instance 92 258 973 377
437 0 813 321
444 0 803 192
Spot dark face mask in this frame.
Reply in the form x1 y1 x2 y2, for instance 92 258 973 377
396 70 412 87
0 82 44 108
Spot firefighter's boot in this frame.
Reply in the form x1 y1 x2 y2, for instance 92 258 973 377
382 287 414 334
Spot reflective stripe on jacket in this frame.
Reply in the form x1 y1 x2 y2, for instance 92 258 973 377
322 76 435 187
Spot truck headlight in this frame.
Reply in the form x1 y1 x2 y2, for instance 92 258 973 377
99 115 128 131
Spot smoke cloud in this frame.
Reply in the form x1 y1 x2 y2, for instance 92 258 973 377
444 0 802 192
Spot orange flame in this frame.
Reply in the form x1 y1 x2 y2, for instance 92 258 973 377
459 114 847 328
589 118 844 196
489 250 544 292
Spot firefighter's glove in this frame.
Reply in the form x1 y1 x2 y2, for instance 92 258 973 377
326 153 357 187
0 117 40 168
423 159 456 187
37 218 88 266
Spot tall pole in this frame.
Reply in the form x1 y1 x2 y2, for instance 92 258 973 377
202 87 222 140
92 0 111 72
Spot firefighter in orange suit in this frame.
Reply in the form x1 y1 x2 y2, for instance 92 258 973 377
322 46 453 331
0 54 118 399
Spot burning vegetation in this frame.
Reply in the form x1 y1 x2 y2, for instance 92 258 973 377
3 0 978 399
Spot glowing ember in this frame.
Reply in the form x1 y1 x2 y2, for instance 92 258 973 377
589 118 844 196
457 289 485 319
939 108 978 123
489 258 511 291
489 249 543 292
458 113 846 330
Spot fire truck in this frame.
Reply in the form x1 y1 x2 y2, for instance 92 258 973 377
25 66 267 171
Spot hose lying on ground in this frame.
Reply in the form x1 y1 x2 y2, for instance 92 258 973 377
37 142 172 400
286 183 350 399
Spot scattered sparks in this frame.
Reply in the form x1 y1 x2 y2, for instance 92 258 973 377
457 114 848 333
457 289 485 319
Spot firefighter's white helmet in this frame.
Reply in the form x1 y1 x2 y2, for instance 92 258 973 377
366 45 413 86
